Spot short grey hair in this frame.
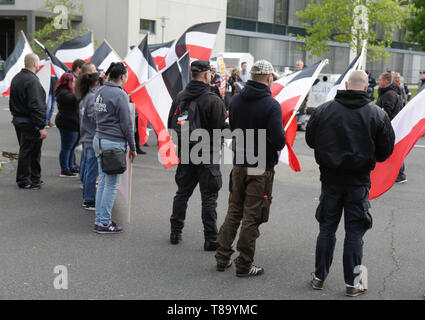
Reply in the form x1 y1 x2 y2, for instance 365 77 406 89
347 70 368 89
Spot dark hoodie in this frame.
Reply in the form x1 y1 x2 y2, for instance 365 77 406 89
168 80 227 160
306 90 395 187
377 83 403 120
229 80 286 171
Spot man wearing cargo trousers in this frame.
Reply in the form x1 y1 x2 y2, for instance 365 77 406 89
215 60 286 278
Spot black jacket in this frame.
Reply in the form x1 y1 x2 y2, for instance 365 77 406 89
168 80 227 160
9 69 47 128
306 90 395 187
376 83 403 120
55 87 79 132
229 80 286 171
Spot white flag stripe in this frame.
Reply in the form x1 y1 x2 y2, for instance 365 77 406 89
152 47 170 57
98 50 121 71
37 60 51 104
126 47 150 84
0 41 32 94
56 42 94 63
392 89 425 144
185 31 216 49
279 147 290 165
274 78 309 104
146 77 173 127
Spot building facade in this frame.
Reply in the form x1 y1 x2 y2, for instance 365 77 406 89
225 0 425 84
0 0 227 59
1 0 424 84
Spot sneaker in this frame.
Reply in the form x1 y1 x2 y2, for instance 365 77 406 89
311 273 324 290
217 261 232 272
48 123 55 128
236 266 264 278
19 184 41 190
71 168 80 174
204 241 219 252
60 171 77 178
84 202 96 211
93 221 123 234
170 232 182 245
346 282 367 297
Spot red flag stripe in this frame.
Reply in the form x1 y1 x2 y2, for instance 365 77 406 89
185 45 212 61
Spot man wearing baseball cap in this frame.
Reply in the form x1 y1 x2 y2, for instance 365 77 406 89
215 60 286 277
168 60 227 251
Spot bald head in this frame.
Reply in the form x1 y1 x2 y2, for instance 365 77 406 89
24 53 40 74
346 70 369 91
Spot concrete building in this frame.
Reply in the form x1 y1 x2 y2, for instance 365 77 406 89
1 0 424 83
0 0 227 59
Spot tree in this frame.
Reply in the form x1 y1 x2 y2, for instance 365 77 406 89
406 0 425 52
31 0 88 55
296 0 412 61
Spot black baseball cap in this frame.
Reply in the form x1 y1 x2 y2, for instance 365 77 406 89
191 60 211 73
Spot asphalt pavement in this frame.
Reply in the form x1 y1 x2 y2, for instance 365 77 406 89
0 98 424 300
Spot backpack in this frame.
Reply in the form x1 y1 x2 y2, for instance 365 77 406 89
170 97 202 145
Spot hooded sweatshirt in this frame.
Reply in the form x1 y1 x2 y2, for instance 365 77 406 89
377 83 403 120
79 87 97 148
94 82 136 152
229 80 286 171
306 90 395 187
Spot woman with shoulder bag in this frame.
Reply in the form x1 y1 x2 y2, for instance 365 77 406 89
92 62 137 234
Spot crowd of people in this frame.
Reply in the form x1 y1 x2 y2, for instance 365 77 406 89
7 51 422 297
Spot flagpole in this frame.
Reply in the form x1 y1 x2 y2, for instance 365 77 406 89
104 39 122 61
128 51 190 97
284 59 329 131
128 104 135 224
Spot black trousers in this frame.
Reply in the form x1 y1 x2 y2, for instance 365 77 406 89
314 183 373 286
14 124 43 187
171 163 222 242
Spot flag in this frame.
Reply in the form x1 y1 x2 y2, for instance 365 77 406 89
90 40 121 72
37 59 51 104
0 31 33 97
370 89 425 199
123 35 158 94
149 40 174 71
34 39 71 79
272 60 328 171
55 32 94 69
326 52 363 101
164 22 221 69
130 53 190 169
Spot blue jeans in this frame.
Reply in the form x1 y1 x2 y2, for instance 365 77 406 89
58 128 79 172
46 92 56 124
82 147 98 203
80 147 86 184
93 136 125 226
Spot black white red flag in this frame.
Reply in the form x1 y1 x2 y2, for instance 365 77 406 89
123 35 158 95
34 39 71 79
271 60 328 171
130 53 190 169
55 32 94 69
0 31 33 97
90 40 121 72
164 22 221 69
149 40 174 71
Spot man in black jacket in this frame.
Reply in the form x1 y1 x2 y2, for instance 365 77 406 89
215 60 286 278
167 60 227 251
377 72 406 183
9 53 47 189
306 70 395 297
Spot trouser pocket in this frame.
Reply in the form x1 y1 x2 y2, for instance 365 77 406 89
205 164 222 193
361 198 373 230
315 194 325 223
260 171 274 223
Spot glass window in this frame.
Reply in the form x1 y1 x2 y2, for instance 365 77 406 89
140 19 156 34
0 0 15 3
274 0 289 25
227 0 259 20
